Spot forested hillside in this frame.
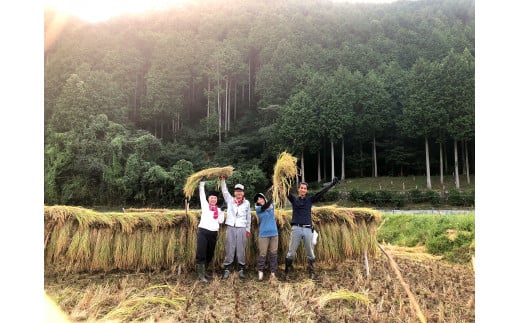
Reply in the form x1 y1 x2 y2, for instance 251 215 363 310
44 0 475 208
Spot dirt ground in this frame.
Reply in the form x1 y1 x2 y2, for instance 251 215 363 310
44 246 474 322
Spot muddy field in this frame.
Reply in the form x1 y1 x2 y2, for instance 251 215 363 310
44 245 474 322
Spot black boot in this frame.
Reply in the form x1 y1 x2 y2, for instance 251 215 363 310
222 265 231 280
308 259 316 280
204 263 211 280
285 257 293 277
238 264 246 279
197 263 208 283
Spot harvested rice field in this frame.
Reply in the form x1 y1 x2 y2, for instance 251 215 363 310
44 206 474 322
44 245 474 322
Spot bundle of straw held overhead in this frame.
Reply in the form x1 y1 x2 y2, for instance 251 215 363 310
183 166 234 200
271 151 298 208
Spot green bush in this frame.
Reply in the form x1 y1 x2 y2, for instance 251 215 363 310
424 190 441 206
447 189 474 207
363 191 378 205
378 213 475 263
348 188 364 203
408 188 425 203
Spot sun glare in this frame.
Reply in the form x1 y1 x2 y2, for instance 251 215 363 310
45 0 397 23
45 0 192 23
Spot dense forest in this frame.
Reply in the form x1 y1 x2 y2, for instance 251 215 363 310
44 0 475 208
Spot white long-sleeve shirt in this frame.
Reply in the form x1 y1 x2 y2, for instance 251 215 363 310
199 182 225 231
221 179 251 232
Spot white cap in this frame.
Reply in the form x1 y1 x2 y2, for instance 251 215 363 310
234 184 245 191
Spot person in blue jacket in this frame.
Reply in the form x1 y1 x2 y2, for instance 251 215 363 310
254 192 278 281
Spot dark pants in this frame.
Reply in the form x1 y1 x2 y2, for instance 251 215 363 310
196 227 218 265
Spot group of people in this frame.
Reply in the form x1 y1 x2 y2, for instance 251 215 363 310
195 176 339 283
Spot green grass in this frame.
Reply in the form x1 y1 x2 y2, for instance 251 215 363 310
377 212 475 263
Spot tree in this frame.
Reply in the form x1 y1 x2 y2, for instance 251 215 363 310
442 49 475 188
143 33 190 139
49 74 91 132
402 58 447 189
270 90 319 182
319 66 355 181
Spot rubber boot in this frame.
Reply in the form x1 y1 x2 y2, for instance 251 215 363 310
308 259 316 280
257 255 266 274
269 253 278 275
197 263 208 283
238 264 246 279
284 257 293 278
222 265 231 280
204 262 211 280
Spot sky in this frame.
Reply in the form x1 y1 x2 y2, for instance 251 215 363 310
2 0 520 321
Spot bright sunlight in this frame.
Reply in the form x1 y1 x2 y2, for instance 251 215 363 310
45 0 194 23
45 0 396 24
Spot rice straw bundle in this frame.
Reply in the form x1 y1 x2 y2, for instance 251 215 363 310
271 151 298 208
183 166 234 200
316 290 370 309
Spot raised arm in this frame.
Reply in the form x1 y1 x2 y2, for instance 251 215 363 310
199 180 209 209
220 177 233 203
311 177 339 203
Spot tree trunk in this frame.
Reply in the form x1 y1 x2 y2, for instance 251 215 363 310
323 145 327 181
301 151 305 183
225 78 229 133
454 140 460 189
341 137 345 180
425 137 432 189
248 58 251 109
317 150 322 183
444 145 448 174
218 73 221 144
207 78 210 135
461 140 467 175
372 135 378 178
465 140 471 184
439 142 444 185
359 143 363 177
330 140 335 180
234 81 237 122
160 120 164 139
134 72 139 122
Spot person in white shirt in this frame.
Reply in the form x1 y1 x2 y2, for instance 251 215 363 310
220 177 251 279
195 178 225 283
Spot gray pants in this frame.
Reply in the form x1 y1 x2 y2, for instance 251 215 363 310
223 225 247 266
286 226 315 261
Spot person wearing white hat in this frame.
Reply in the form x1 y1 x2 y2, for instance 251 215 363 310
220 177 251 279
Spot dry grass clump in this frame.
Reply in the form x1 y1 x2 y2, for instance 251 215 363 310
183 166 234 200
271 151 298 208
316 289 370 309
103 284 186 321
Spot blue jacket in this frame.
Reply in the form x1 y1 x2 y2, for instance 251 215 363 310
255 203 278 238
